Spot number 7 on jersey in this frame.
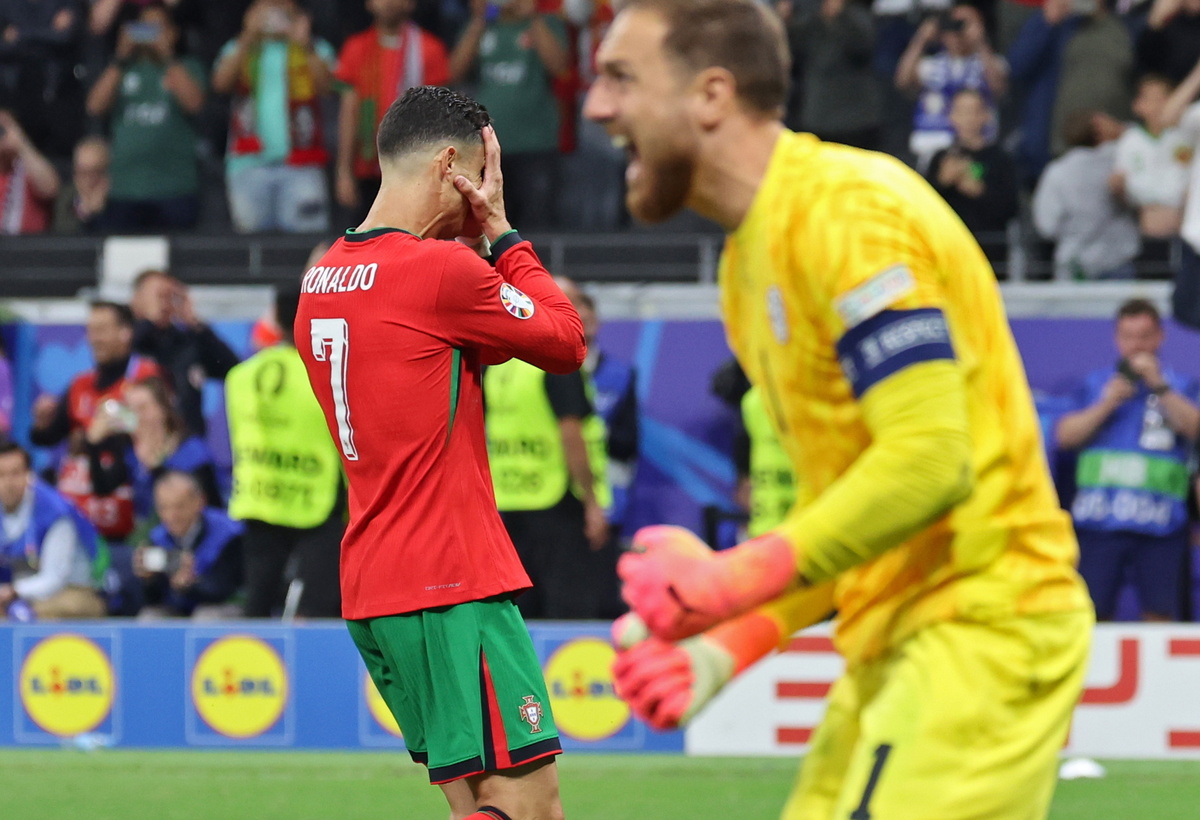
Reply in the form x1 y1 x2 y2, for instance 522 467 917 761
310 318 359 461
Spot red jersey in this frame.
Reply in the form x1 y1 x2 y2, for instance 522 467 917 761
61 355 161 540
334 25 451 179
296 229 586 619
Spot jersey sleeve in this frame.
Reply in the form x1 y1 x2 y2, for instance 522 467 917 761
433 238 586 374
767 183 973 584
545 371 592 419
805 182 955 400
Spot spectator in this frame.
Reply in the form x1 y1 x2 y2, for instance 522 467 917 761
0 109 60 234
54 136 112 234
85 4 206 232
29 301 161 548
134 470 243 618
130 269 240 436
122 376 222 518
1160 54 1200 326
449 0 569 229
1112 74 1190 239
926 87 1019 236
895 3 1008 168
0 441 106 620
334 0 451 226
0 0 83 158
1055 299 1200 621
485 289 611 619
226 286 343 619
1007 0 1076 183
1137 0 1200 83
0 337 11 435
1033 109 1140 279
1048 0 1133 159
212 0 337 233
789 0 882 150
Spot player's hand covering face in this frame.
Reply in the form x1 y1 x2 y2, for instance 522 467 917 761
453 125 510 242
583 9 698 224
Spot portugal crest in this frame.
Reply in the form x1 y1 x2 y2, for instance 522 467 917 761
518 695 544 733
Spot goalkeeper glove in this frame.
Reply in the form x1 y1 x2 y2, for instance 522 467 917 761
611 614 735 731
618 524 797 641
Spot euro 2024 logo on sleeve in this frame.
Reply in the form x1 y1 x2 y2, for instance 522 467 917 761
543 637 630 742
191 635 288 740
19 633 115 739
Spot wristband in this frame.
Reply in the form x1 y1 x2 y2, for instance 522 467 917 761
489 229 522 261
1152 384 1170 396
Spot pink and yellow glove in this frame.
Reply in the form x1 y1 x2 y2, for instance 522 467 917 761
617 525 798 641
610 610 787 730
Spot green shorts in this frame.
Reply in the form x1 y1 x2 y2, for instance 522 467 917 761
347 595 561 784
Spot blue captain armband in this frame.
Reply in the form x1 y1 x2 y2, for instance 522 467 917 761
836 308 956 398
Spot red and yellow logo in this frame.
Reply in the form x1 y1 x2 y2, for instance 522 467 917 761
20 634 115 737
544 637 629 741
191 636 288 739
364 672 402 738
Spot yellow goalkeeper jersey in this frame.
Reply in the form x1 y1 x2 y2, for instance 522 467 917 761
720 131 1091 666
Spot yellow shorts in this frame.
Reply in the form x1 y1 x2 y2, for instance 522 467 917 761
782 609 1093 820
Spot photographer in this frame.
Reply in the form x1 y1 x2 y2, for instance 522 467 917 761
85 3 205 231
895 2 1007 170
1055 299 1200 621
134 471 243 619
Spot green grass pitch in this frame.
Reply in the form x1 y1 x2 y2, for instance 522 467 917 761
3 750 1198 819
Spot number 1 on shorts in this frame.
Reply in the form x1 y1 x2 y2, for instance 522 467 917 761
310 317 359 461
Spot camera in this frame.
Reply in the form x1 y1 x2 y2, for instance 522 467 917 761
938 13 966 33
262 7 291 36
125 22 162 45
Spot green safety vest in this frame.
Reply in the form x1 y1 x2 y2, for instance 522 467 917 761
225 345 343 528
485 358 612 512
742 386 796 537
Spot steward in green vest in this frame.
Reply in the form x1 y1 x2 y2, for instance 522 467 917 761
487 358 611 512
224 287 345 617
741 385 796 537
484 356 611 619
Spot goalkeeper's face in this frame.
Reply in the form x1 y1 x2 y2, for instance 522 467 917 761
584 10 699 224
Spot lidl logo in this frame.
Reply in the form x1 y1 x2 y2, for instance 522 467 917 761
191 635 288 739
543 637 629 741
364 672 403 738
19 634 115 737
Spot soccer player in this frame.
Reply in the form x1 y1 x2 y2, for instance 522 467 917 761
296 86 584 820
584 2 1094 819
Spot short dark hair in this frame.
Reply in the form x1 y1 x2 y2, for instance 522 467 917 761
1116 298 1162 326
275 284 301 338
133 269 170 290
621 0 789 115
0 440 31 470
1138 72 1175 93
1062 109 1099 149
90 300 136 329
153 468 204 499
376 86 492 162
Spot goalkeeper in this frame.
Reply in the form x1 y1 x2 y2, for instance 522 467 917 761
585 1 1094 818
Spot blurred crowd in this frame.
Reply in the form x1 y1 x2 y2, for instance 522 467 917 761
1 0 1200 279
